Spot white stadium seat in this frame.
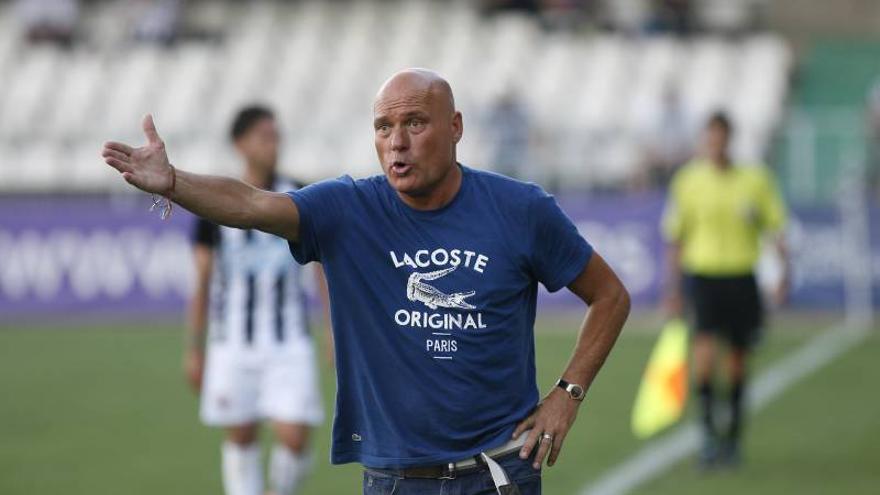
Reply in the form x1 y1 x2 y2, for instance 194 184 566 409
0 47 62 140
45 52 105 139
0 1 791 192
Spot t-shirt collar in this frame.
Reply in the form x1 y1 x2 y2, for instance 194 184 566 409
387 163 470 218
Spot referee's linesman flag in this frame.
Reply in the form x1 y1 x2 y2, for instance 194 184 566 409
631 319 689 439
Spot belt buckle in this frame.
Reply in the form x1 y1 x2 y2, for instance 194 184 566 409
438 462 456 480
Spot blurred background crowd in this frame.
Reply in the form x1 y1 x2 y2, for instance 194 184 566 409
1 0 876 200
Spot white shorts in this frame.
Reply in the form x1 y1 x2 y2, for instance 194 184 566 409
199 345 324 427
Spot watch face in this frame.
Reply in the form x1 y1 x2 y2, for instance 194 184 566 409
570 385 585 399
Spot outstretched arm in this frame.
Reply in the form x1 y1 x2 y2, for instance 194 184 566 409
101 115 300 241
514 253 630 469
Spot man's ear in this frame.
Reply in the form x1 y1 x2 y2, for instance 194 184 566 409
452 111 463 144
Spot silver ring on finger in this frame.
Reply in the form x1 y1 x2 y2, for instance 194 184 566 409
541 432 553 442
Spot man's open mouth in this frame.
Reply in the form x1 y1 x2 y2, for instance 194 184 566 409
391 161 412 175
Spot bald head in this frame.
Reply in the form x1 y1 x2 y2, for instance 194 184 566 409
372 68 464 206
374 68 455 114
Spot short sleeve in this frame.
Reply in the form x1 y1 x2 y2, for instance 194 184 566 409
528 192 593 292
287 176 353 264
192 218 219 247
757 169 786 233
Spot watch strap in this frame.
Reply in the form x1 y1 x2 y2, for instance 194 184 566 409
555 378 585 401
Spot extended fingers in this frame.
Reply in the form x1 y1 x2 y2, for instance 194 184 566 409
512 414 536 440
532 432 553 470
102 142 134 173
104 141 134 156
102 147 131 164
104 156 131 174
547 431 567 466
520 424 542 460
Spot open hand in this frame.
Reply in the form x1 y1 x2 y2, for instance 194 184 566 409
102 114 174 194
513 387 581 469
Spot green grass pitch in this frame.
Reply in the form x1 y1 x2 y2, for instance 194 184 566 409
1 313 877 494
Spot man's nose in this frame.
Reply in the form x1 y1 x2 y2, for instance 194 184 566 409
390 126 409 151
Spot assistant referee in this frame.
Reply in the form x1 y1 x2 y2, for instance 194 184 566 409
662 111 789 468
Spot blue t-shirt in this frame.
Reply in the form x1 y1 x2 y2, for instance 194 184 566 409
288 165 592 468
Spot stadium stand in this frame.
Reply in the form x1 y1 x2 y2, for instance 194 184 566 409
774 39 880 203
0 0 791 191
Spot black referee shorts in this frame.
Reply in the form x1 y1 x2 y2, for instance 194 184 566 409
686 273 763 350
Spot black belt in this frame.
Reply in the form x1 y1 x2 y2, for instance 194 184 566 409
368 431 529 480
395 454 490 479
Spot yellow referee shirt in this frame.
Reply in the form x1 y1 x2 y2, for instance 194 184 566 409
662 159 787 276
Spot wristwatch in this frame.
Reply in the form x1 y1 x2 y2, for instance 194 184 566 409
556 379 586 401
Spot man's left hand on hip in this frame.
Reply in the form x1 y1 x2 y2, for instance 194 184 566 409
512 387 582 469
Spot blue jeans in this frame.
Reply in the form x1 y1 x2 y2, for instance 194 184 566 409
363 451 541 495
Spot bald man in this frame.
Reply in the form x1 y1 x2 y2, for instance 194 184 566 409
102 69 630 495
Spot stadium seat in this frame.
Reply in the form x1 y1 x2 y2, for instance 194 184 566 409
15 141 62 190
155 45 217 139
45 52 105 139
99 47 165 140
0 1 791 192
679 39 738 129
0 47 61 140
69 140 123 190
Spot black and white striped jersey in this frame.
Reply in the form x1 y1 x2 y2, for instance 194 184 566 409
192 176 311 353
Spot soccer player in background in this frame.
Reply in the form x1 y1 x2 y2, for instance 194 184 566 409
186 106 326 495
662 111 790 468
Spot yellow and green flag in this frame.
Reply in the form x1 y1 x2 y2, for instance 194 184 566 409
631 318 689 439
